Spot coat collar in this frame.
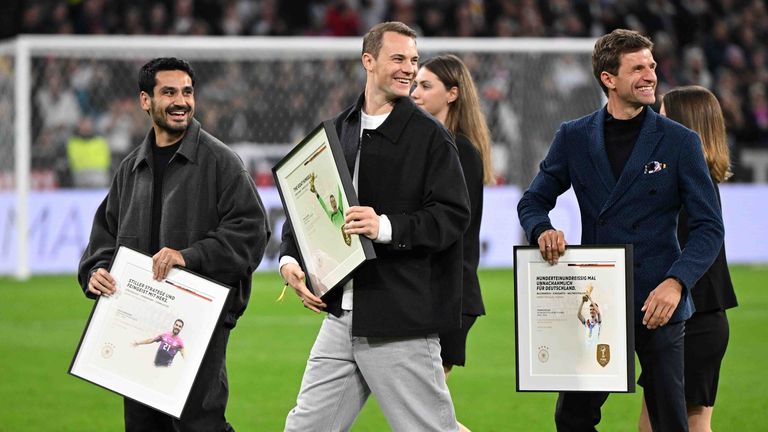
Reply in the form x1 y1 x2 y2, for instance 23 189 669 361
133 118 201 171
343 93 417 144
590 105 663 212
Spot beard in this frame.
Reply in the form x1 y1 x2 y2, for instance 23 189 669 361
150 100 192 134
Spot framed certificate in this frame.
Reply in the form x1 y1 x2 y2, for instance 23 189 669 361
273 121 375 298
514 245 635 392
70 245 231 418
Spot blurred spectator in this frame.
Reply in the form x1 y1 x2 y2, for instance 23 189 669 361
703 18 729 75
148 3 169 35
651 31 683 95
21 1 46 34
66 116 111 188
418 4 449 37
13 0 768 183
250 0 282 35
681 46 713 89
122 6 145 35
35 66 81 132
174 0 196 35
753 47 768 86
359 0 388 32
96 96 144 169
745 83 768 147
220 0 248 36
715 69 747 142
70 0 111 34
32 128 69 188
324 0 361 36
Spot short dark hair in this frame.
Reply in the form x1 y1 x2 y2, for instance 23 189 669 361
138 57 196 95
174 319 184 327
362 21 417 59
592 29 653 96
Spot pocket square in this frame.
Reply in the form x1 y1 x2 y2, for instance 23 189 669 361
643 161 667 174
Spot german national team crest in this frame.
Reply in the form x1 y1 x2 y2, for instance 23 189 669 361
101 342 115 359
596 344 610 367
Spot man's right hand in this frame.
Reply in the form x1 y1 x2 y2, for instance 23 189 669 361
88 268 116 296
280 263 326 313
537 229 567 264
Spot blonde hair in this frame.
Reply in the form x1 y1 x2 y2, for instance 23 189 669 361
421 54 494 184
662 85 732 183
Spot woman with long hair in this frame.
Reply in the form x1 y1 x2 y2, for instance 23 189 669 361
639 85 738 432
412 54 493 432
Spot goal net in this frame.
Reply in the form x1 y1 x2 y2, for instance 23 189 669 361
0 35 602 277
1 35 601 189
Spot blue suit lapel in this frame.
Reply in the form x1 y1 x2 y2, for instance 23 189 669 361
588 108 616 194
603 108 662 212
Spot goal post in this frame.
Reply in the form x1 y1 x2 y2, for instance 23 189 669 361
1 35 601 279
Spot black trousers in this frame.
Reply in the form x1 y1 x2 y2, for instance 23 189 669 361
555 322 687 432
124 325 233 432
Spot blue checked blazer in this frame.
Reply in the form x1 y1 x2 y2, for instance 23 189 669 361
518 106 724 324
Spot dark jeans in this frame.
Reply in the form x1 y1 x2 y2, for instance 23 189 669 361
124 325 233 432
555 322 687 432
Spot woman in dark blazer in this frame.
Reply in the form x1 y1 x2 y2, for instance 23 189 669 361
412 54 494 432
639 86 738 432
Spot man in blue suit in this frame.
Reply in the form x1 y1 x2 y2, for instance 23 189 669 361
518 29 724 431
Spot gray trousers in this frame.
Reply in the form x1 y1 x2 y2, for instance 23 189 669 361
285 311 459 432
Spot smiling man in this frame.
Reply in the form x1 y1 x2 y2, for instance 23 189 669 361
280 22 469 431
78 57 269 431
132 318 187 367
517 29 723 431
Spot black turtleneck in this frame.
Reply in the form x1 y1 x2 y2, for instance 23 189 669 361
604 107 646 180
150 140 182 254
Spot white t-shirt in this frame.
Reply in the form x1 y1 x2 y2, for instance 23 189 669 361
340 111 390 310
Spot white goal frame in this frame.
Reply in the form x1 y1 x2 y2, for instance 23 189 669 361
1 35 596 279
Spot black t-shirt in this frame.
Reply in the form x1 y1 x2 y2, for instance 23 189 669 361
150 141 182 254
604 107 646 180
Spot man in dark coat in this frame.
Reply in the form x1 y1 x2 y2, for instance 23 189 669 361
78 57 270 431
280 22 470 431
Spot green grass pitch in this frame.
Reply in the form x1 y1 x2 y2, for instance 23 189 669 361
1 267 765 431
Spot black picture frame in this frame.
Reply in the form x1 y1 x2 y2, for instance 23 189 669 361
69 245 232 418
273 121 375 298
513 244 635 392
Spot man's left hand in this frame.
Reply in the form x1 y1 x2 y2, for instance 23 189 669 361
152 247 186 281
344 206 380 240
641 278 682 329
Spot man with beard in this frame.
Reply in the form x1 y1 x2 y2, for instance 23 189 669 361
78 57 269 431
133 319 187 367
280 22 469 431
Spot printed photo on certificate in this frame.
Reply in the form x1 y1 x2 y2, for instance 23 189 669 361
514 245 634 392
273 121 375 298
70 245 230 418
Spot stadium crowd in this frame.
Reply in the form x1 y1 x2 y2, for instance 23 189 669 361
9 0 768 186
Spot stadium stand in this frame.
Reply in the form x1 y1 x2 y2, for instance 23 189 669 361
6 0 768 183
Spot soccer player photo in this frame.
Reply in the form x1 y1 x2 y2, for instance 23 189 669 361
133 318 187 367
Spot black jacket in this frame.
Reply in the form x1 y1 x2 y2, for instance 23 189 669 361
281 95 470 337
678 182 737 312
455 134 485 317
